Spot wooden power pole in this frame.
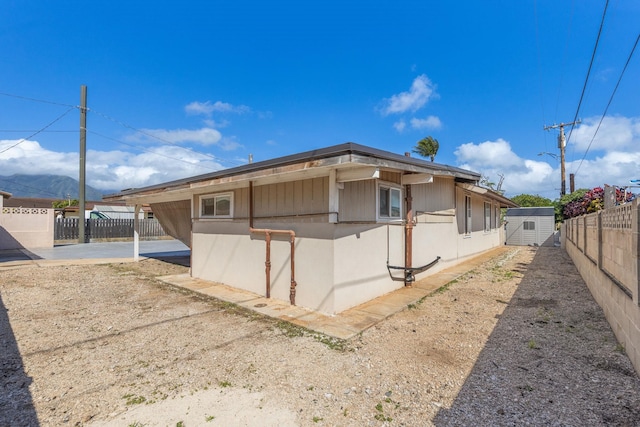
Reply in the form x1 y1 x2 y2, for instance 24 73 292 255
79 85 87 243
543 120 581 197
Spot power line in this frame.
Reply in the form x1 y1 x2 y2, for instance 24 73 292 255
0 130 75 133
0 107 76 154
573 32 640 176
87 130 223 172
0 90 246 168
88 108 245 167
565 0 609 146
0 91 75 108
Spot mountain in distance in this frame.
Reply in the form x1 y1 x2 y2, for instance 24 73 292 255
0 174 115 200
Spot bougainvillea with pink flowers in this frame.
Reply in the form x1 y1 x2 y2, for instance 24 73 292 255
562 186 634 219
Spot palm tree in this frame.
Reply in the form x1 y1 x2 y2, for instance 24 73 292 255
413 136 439 162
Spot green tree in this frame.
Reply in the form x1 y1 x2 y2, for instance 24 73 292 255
52 199 78 208
413 136 439 162
510 194 553 207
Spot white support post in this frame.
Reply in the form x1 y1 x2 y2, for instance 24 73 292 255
328 169 339 223
134 204 141 261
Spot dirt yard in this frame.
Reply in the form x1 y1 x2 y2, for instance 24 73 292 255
1 246 639 426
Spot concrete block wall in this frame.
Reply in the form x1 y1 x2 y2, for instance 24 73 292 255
562 200 640 375
0 207 54 249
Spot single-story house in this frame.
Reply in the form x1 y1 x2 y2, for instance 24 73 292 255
106 143 517 314
505 207 556 247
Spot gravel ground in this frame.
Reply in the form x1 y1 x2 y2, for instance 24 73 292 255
1 246 639 426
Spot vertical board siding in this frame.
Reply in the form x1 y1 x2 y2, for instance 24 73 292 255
252 176 329 218
380 170 402 184
339 179 376 222
411 177 455 213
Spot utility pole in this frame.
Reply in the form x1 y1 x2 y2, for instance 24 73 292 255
79 85 87 244
543 120 581 197
570 173 575 194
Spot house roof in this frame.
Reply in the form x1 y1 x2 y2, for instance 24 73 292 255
0 190 12 200
456 183 519 208
506 207 555 217
106 143 485 204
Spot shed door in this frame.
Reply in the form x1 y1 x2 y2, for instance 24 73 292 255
522 220 537 245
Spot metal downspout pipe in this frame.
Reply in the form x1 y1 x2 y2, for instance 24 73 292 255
405 183 414 286
248 181 298 305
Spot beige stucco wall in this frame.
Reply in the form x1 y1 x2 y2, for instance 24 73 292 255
0 207 54 249
192 221 338 313
332 224 405 313
191 214 505 315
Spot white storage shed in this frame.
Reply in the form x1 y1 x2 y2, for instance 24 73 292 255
505 207 556 246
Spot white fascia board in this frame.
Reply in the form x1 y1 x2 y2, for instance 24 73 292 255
401 173 434 185
336 166 380 182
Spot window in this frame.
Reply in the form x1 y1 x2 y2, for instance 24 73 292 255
379 185 402 219
201 192 233 218
484 202 492 232
464 195 472 234
523 221 535 230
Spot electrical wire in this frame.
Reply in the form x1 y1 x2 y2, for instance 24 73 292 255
0 91 76 108
0 107 76 154
0 130 75 133
565 0 609 146
0 90 246 168
573 32 640 176
87 130 222 172
88 109 245 167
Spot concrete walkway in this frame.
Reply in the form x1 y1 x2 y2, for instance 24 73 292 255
158 246 511 340
0 240 190 268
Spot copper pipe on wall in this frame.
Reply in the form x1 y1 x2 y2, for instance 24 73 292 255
265 231 272 298
249 181 298 305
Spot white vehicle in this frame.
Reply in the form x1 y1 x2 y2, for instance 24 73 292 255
85 210 110 219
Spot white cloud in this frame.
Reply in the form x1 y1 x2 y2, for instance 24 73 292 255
410 115 442 130
185 101 250 116
381 74 438 115
133 127 223 146
570 115 640 152
0 139 226 192
454 138 557 197
203 118 230 128
0 140 77 175
455 139 522 168
393 120 406 132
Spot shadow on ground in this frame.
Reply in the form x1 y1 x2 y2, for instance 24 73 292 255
140 252 190 267
0 293 39 426
434 246 640 426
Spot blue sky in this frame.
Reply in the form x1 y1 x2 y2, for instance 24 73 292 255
1 1 639 199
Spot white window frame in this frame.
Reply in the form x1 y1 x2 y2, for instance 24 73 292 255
484 202 492 232
377 183 402 221
200 192 234 219
523 220 535 231
464 195 472 235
